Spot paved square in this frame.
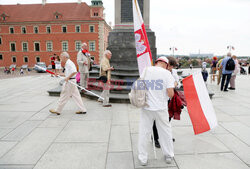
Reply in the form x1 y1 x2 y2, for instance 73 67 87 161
0 74 249 169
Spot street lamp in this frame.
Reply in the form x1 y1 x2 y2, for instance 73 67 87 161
227 45 235 52
169 47 178 57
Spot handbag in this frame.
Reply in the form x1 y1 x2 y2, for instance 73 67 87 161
98 76 107 83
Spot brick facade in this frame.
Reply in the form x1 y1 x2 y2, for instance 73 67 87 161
0 1 111 68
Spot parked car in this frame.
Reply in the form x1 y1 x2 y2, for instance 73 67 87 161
47 65 52 70
9 64 16 69
21 64 28 70
34 62 46 73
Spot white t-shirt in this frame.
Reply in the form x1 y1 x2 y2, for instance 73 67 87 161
141 66 175 111
65 59 77 78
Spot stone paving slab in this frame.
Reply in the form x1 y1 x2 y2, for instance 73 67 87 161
216 133 250 165
33 143 107 169
0 128 61 165
55 120 111 143
108 125 131 152
2 121 42 141
0 164 34 169
0 111 37 129
220 122 250 146
0 142 17 159
175 153 250 169
172 127 230 155
106 152 134 169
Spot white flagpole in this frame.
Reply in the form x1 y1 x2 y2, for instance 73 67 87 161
35 65 104 100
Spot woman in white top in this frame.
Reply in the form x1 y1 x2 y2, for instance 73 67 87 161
55 55 62 73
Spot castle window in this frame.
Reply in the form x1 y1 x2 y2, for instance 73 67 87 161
10 27 14 34
62 26 67 33
89 25 94 32
12 56 16 63
75 25 80 33
21 27 26 34
10 42 16 51
94 12 98 16
46 26 51 33
24 56 28 63
34 26 39 34
34 42 40 51
22 42 28 51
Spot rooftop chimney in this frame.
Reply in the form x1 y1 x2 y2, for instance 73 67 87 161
77 0 81 4
42 0 46 5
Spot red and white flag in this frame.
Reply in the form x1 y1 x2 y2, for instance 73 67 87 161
133 0 153 75
183 72 218 135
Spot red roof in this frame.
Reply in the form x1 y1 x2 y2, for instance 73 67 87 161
0 2 103 23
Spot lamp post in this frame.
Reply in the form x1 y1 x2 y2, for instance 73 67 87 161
169 47 178 57
227 45 235 52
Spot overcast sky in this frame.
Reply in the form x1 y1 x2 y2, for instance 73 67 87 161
1 0 250 56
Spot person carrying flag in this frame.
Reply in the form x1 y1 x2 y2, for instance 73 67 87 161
49 52 87 115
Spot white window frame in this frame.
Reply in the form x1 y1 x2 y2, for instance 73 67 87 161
46 41 53 52
23 56 29 63
10 42 16 52
62 25 67 33
22 42 28 52
34 26 39 34
62 41 68 51
12 56 17 63
9 27 14 34
34 42 40 51
89 41 96 51
89 25 95 33
21 26 26 34
75 41 81 51
46 25 51 33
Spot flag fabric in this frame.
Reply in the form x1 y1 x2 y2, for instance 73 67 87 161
232 46 235 50
133 0 153 75
183 72 218 135
175 48 178 51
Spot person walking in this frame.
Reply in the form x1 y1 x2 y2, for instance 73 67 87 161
98 50 114 107
49 52 87 115
229 55 240 90
77 43 90 89
55 55 62 74
220 52 234 92
216 57 224 85
138 57 175 166
51 54 56 75
211 57 218 81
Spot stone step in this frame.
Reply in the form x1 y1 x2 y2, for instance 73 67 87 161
47 86 130 103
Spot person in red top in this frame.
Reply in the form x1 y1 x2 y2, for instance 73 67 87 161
51 54 56 75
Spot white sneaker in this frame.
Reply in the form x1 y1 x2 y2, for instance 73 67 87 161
165 157 172 164
138 158 148 166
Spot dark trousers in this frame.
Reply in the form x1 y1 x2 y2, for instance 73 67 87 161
153 121 159 141
220 73 232 91
153 117 172 141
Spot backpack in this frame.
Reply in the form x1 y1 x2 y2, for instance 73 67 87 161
225 58 235 71
128 68 148 108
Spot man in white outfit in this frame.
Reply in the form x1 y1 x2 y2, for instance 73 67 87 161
138 57 175 166
49 52 87 115
77 43 90 89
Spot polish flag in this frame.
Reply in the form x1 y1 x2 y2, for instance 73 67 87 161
133 0 153 75
183 72 218 135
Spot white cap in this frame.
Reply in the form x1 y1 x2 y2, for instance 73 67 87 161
155 56 169 65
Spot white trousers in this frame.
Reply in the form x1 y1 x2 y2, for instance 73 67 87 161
80 73 89 88
98 83 110 105
56 80 87 113
138 109 174 162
